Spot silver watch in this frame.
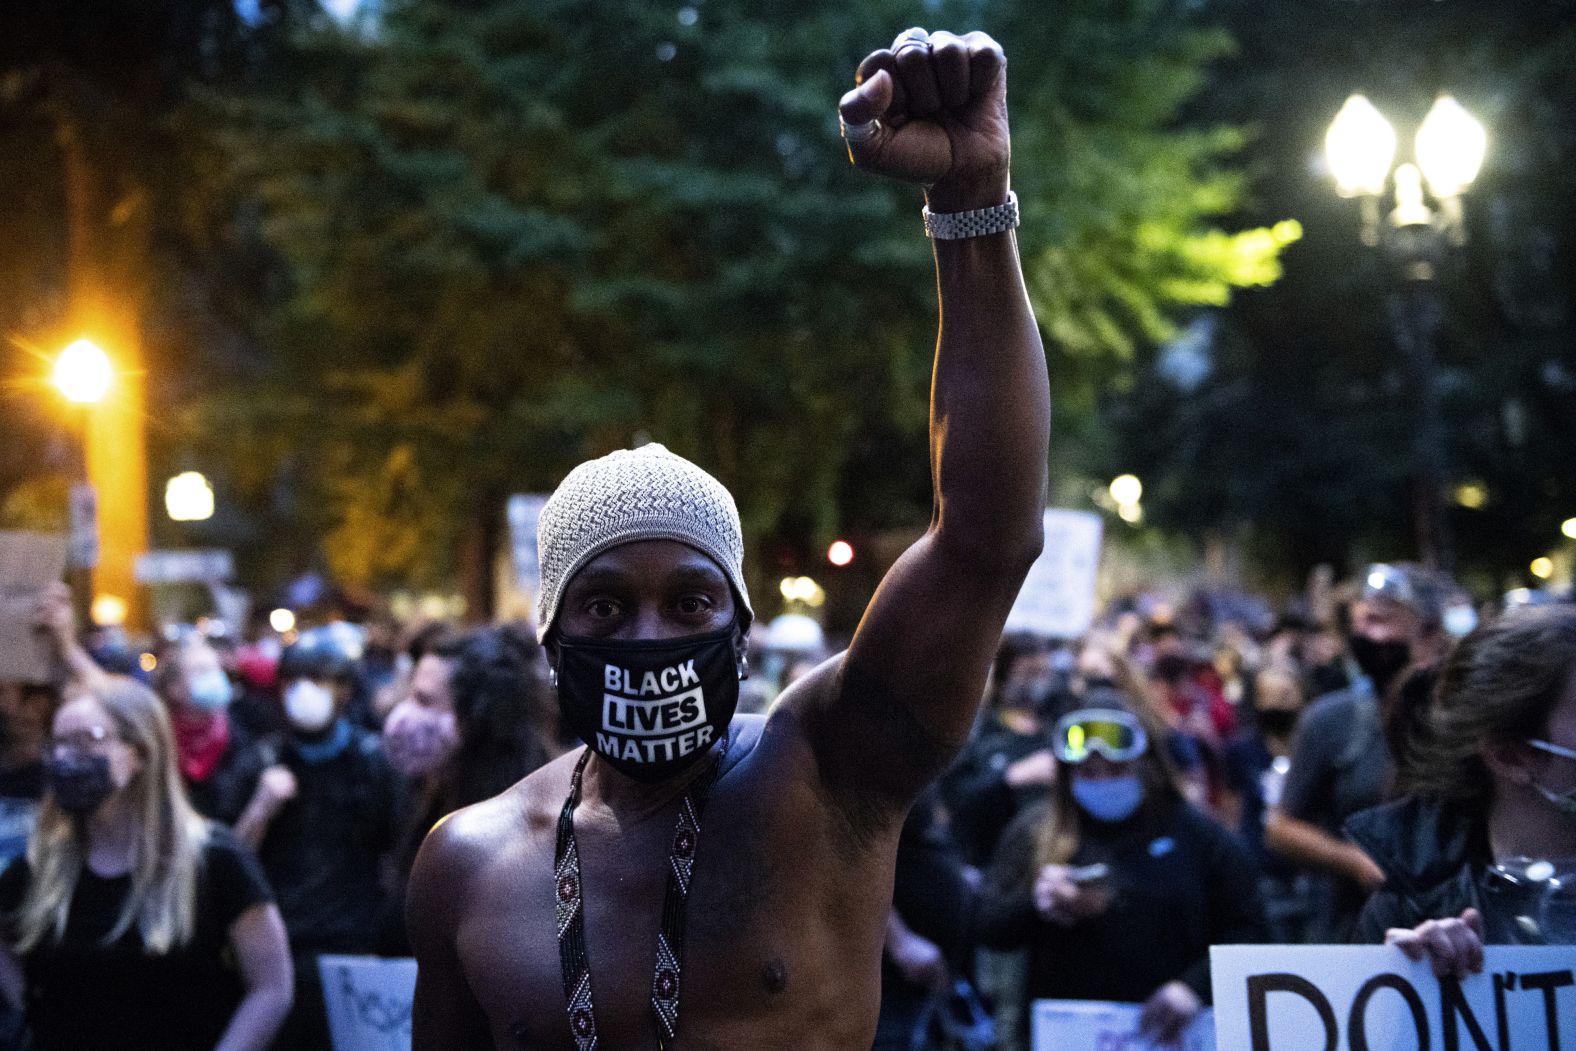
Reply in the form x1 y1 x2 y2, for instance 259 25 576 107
922 191 1020 240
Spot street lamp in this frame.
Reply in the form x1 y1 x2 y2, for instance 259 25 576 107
165 471 215 522
1325 94 1486 573
51 338 115 624
52 339 113 405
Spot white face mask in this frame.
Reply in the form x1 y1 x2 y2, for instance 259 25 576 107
284 680 336 733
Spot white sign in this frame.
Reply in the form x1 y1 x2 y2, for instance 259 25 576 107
1211 944 1576 1050
0 531 68 683
1004 509 1103 639
318 955 416 1051
1032 999 1215 1051
133 548 234 584
507 494 550 601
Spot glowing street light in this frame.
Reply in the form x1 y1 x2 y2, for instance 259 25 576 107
827 540 855 567
165 471 215 522
1415 96 1487 200
1108 474 1143 506
1531 557 1555 581
1325 95 1396 198
270 608 297 633
1562 517 1576 540
53 339 113 405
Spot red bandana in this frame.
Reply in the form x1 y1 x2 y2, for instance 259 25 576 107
172 708 231 784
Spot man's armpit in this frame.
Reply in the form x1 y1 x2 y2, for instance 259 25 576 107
804 658 955 851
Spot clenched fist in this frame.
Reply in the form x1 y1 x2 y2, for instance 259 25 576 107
839 28 1010 212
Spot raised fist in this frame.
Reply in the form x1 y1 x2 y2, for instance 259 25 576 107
839 28 1009 211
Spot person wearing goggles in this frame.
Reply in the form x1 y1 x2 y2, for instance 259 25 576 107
1348 605 1576 974
1266 562 1447 942
980 704 1267 1047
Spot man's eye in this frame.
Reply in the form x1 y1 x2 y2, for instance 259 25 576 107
586 599 622 618
675 596 713 615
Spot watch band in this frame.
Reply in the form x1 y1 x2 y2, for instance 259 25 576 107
922 190 1020 240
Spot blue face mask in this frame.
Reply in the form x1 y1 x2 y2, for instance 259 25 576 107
187 670 233 712
1071 774 1145 823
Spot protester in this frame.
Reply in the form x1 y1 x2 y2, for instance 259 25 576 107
0 676 291 1050
235 631 401 1051
406 28 1050 1048
981 705 1268 1047
381 625 556 953
1347 605 1576 973
1266 563 1441 940
153 635 274 826
0 584 115 874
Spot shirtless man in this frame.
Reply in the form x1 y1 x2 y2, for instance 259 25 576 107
408 26 1049 1049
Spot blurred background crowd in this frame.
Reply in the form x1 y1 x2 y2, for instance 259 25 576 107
0 560 1570 1050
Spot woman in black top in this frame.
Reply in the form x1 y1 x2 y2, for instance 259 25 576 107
981 705 1267 1047
0 676 292 1050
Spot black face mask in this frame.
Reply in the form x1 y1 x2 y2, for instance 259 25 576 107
554 625 740 783
1349 633 1411 695
46 752 115 816
1256 707 1299 738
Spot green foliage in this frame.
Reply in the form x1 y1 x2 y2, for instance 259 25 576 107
198 0 1284 598
1103 0 1576 584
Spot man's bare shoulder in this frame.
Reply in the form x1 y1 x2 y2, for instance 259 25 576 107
414 749 582 885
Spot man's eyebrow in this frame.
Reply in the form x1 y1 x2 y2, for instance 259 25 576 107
666 564 729 587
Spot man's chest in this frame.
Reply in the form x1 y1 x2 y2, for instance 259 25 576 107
455 794 889 1049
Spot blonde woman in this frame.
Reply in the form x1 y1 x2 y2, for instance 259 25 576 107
0 676 292 1050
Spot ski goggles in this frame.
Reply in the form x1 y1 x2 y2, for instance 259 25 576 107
1052 708 1148 764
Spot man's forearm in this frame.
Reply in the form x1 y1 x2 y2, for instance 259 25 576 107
928 185 1049 568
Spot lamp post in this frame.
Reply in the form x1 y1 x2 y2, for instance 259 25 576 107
1325 94 1486 574
51 339 112 623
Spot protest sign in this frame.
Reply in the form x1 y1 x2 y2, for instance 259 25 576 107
134 548 235 584
1211 944 1575 1050
318 955 417 1051
0 531 67 683
1004 509 1103 639
1032 999 1215 1051
507 494 549 600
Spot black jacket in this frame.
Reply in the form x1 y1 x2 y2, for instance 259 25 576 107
981 794 1267 1042
1346 794 1559 945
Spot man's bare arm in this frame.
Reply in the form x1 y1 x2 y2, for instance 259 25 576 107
794 29 1048 813
408 816 493 1050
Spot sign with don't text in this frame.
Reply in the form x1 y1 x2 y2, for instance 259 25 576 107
319 955 416 1051
1211 944 1575 1051
1004 509 1103 639
1032 999 1215 1051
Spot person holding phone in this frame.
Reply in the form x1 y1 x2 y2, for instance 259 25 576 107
980 705 1268 1047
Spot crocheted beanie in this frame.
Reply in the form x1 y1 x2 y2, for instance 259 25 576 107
536 443 753 640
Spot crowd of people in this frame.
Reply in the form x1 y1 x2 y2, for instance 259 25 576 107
0 559 1569 1049
876 565 1576 1050
0 589 562 1050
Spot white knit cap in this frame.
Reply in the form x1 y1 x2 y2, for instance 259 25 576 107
536 444 753 640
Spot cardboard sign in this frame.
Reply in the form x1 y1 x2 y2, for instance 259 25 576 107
1004 509 1104 639
1211 944 1576 1050
0 531 68 684
318 955 417 1051
1032 999 1215 1051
